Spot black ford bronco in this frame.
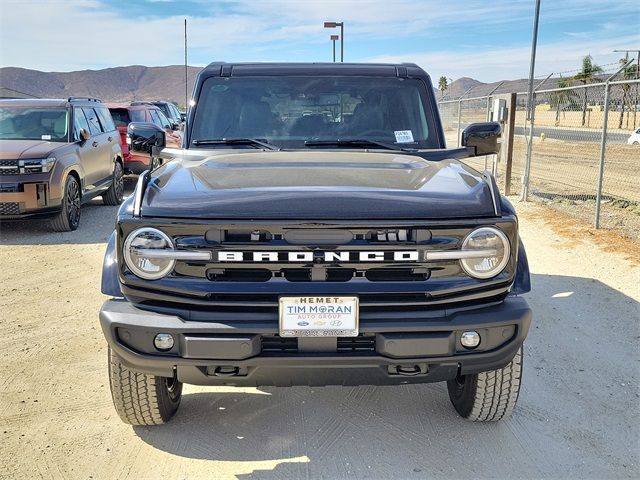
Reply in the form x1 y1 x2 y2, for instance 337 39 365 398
100 62 532 425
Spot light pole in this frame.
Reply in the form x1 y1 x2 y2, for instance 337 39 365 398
330 35 339 62
520 0 541 202
324 21 344 62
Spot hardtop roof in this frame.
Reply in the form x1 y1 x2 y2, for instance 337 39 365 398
199 62 427 78
0 98 104 108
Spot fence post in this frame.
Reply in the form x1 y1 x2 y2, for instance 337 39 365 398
594 59 635 228
456 99 462 147
594 83 611 229
504 93 517 196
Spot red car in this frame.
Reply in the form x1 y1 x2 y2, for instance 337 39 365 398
107 102 182 174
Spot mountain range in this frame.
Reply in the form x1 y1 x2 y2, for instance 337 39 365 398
0 64 573 106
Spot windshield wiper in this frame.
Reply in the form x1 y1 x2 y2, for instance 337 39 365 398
192 138 280 150
304 139 417 152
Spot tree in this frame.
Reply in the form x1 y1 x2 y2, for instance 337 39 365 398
573 55 603 126
438 76 449 99
549 76 575 124
617 57 638 129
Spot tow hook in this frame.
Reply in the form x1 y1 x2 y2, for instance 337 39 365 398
394 364 423 376
212 366 240 377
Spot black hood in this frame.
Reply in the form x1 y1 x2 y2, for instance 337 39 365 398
141 150 497 219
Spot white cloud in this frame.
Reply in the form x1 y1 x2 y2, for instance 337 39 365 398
364 35 640 82
0 0 638 82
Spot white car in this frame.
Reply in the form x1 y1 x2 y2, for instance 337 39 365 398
628 128 640 145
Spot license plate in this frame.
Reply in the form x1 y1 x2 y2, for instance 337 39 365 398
279 296 359 337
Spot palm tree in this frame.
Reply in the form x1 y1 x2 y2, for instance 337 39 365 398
617 57 638 129
573 55 603 126
549 76 575 124
438 76 448 100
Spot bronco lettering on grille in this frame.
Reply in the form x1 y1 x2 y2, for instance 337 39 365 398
214 251 420 262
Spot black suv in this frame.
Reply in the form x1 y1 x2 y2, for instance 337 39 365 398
0 97 124 231
100 63 532 425
151 101 182 129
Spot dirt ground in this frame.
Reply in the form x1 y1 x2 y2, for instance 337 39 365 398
0 189 638 480
442 127 640 242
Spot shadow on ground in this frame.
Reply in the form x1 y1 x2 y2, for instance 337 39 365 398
132 273 639 479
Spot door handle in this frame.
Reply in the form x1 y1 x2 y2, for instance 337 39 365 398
92 141 99 147
108 136 113 142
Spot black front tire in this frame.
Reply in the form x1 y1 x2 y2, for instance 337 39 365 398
50 175 81 232
108 348 182 425
447 346 523 422
102 162 124 206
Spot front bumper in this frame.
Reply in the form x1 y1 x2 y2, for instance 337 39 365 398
100 296 531 386
0 181 60 218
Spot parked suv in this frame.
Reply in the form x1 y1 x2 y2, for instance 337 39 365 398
107 102 182 174
151 101 183 128
0 97 123 231
100 63 532 425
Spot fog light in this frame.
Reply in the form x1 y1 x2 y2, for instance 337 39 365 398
460 331 480 349
154 333 174 351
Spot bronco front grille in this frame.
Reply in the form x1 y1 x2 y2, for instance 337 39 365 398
120 218 518 311
0 202 20 215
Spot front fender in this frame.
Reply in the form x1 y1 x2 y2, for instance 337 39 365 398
111 141 123 162
101 231 122 297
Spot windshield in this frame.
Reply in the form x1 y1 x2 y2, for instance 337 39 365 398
190 76 437 149
0 107 69 142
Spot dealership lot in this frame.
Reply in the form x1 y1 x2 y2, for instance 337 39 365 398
0 194 638 480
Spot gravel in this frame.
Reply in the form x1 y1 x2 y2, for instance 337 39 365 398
0 192 638 480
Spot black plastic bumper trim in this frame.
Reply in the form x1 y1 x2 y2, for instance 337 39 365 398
99 296 531 385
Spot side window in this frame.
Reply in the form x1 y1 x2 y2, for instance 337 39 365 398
82 107 102 135
171 104 181 121
149 110 162 128
156 110 171 129
150 110 170 129
96 107 116 132
73 108 91 140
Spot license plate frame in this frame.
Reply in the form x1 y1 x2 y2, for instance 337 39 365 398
278 296 359 337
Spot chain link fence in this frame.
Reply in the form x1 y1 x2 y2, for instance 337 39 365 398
438 77 640 242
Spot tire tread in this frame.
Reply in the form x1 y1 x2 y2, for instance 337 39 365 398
466 348 522 422
108 348 178 425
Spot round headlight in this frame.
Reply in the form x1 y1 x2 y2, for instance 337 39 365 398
460 227 510 279
123 227 175 280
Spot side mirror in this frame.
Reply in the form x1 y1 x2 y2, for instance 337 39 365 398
461 122 501 156
79 128 91 141
127 122 166 160
171 122 179 130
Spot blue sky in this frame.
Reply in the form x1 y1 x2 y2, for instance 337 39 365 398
0 0 638 81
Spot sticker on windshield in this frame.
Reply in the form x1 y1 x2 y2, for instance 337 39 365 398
394 130 414 143
41 135 51 140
